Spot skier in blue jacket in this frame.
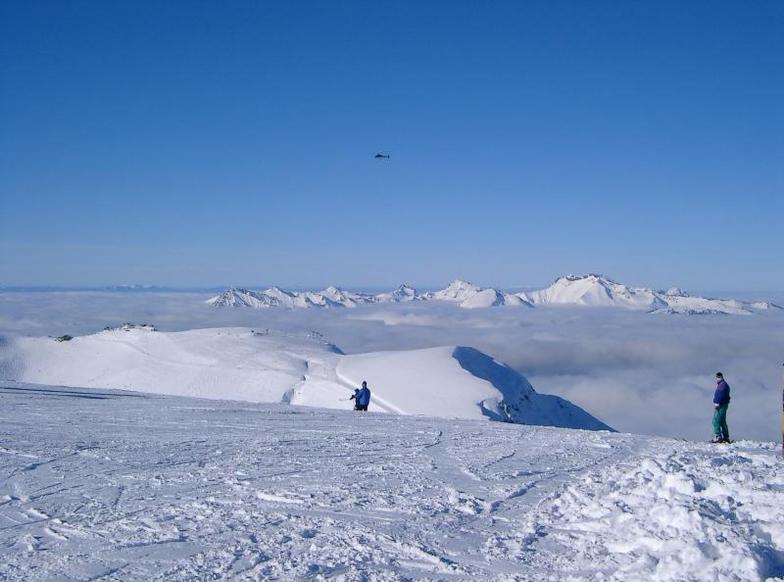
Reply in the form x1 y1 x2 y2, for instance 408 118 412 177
711 372 731 443
356 381 371 411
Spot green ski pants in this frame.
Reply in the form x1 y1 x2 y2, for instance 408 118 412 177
712 403 730 441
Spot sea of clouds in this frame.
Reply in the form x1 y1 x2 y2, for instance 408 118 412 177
1 290 782 442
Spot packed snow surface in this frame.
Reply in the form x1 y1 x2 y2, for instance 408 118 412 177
207 275 775 315
0 326 608 430
0 383 782 580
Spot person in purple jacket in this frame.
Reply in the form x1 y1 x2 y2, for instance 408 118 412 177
711 372 731 443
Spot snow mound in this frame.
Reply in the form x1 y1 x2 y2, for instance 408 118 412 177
0 327 608 430
525 442 784 579
1 327 344 404
338 346 610 430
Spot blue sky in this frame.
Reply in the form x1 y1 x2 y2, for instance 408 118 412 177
1 1 782 290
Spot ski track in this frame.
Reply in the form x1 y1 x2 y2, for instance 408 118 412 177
0 383 782 581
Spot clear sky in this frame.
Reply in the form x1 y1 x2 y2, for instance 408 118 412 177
1 1 782 290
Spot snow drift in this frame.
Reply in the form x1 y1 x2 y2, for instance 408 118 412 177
0 326 610 431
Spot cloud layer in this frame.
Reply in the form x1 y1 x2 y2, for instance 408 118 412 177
1 291 782 442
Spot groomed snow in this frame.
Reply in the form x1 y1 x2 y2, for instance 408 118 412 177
0 326 608 431
0 383 781 580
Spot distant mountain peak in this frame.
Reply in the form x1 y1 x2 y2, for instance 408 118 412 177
561 273 612 282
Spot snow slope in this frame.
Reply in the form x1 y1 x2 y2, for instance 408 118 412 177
0 383 781 581
0 326 608 431
338 346 608 429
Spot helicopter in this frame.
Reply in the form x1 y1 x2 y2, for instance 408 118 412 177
374 152 390 159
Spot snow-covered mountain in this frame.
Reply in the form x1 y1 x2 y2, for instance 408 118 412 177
521 274 777 315
0 326 609 431
207 285 425 309
374 284 421 303
426 279 482 302
206 280 530 311
206 287 277 308
207 280 529 310
206 276 778 315
207 286 376 309
521 274 667 310
650 287 751 315
460 288 519 309
425 279 531 309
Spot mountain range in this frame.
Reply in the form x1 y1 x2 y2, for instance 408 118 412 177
207 274 781 315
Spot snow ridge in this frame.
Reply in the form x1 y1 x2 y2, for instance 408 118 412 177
0 327 609 431
451 347 611 430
